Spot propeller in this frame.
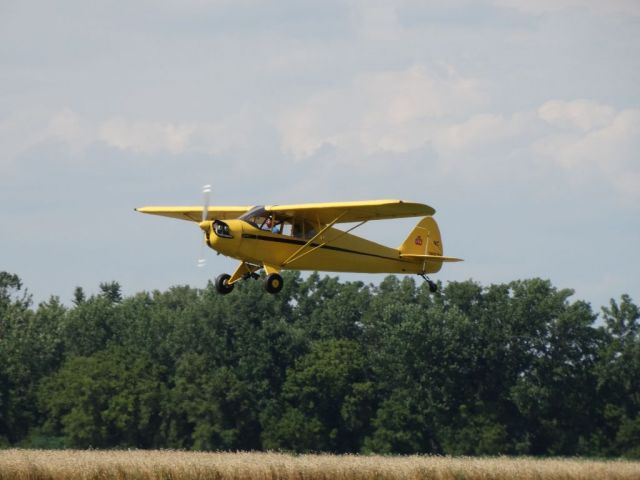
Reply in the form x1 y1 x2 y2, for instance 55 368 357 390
197 184 211 268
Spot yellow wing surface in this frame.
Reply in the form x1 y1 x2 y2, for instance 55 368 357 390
136 200 434 224
135 206 252 222
266 199 435 224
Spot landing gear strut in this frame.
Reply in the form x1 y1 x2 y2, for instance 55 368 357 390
214 267 284 295
420 274 438 293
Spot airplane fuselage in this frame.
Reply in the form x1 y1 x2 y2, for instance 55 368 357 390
207 219 443 275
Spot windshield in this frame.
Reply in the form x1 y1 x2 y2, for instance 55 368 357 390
239 206 266 221
239 206 267 229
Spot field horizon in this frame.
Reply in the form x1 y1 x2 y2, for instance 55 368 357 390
1 449 640 480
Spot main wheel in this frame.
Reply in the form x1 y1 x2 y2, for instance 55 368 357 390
265 273 283 294
215 273 234 294
428 280 438 293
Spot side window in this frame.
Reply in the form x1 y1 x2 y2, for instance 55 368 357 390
296 221 315 239
304 223 316 239
288 219 318 239
291 221 302 238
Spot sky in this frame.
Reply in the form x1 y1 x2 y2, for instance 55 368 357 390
1 0 638 310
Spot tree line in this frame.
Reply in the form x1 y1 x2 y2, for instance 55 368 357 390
0 270 638 457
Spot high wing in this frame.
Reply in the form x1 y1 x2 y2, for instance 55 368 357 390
135 206 252 222
266 199 435 225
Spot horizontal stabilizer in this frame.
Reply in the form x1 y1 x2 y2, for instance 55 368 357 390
400 254 463 262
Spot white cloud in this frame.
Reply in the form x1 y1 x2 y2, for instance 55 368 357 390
425 101 640 203
534 104 640 200
96 112 259 156
279 77 640 205
431 112 530 156
0 108 261 163
99 118 194 155
538 99 616 132
13 95 635 207
46 109 95 151
278 65 486 159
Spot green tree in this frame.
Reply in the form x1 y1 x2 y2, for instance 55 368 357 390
0 272 33 444
0 273 65 445
363 388 438 454
167 353 258 450
364 296 483 454
73 286 86 306
61 294 121 357
262 339 374 452
1 270 636 456
596 295 640 457
39 348 166 448
293 273 371 341
99 281 123 303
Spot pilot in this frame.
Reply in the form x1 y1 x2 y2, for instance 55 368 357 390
265 216 281 234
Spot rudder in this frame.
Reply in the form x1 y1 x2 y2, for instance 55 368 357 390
399 216 443 256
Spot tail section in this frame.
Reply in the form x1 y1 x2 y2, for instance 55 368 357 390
399 216 444 256
399 217 462 268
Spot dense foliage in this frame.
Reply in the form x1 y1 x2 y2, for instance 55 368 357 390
0 271 638 457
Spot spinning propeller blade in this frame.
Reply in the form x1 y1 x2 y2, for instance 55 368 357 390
198 184 211 267
201 184 211 222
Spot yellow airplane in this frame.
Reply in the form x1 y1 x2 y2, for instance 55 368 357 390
136 189 461 294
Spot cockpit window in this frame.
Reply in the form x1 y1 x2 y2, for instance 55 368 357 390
239 206 318 239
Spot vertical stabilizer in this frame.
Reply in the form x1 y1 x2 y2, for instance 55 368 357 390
399 216 443 256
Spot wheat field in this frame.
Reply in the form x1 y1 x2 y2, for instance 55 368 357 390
1 449 639 480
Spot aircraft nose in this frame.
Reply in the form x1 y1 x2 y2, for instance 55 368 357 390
199 220 212 232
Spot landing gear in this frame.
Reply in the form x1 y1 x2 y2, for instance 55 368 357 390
265 273 284 294
215 273 234 295
420 274 438 293
214 265 284 295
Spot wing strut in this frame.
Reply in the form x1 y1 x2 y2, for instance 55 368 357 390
280 212 346 266
282 216 369 267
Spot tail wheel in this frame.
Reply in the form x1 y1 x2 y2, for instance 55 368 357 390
419 274 438 294
265 273 283 294
215 273 234 295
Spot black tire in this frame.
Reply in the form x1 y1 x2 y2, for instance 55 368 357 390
428 280 438 293
215 273 234 295
265 273 284 294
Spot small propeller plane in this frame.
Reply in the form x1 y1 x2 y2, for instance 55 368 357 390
136 187 462 295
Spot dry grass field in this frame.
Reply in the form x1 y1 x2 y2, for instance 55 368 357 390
1 449 639 480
